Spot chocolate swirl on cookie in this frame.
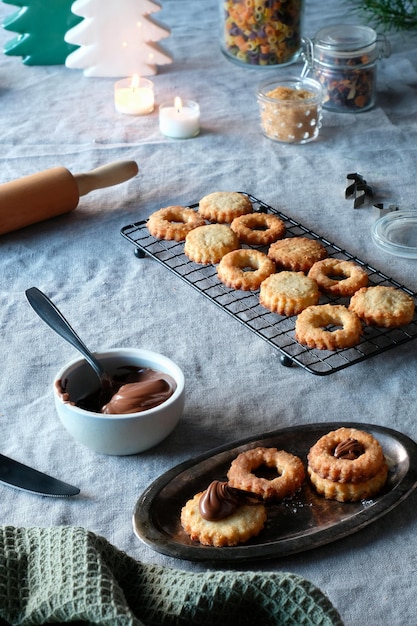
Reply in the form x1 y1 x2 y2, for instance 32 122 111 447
334 438 364 460
199 480 260 521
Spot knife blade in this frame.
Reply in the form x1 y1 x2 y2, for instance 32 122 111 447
0 453 80 497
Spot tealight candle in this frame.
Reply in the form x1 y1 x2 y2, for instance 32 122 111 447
159 97 200 139
114 75 154 115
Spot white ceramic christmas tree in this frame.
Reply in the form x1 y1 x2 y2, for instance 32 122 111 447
64 0 172 77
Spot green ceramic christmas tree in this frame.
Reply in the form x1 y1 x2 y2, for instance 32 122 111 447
2 0 82 65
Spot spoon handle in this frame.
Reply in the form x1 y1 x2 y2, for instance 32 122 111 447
25 287 106 380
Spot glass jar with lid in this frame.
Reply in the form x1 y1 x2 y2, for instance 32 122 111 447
219 0 304 68
302 24 390 112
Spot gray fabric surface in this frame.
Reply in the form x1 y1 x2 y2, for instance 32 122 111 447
1 1 417 625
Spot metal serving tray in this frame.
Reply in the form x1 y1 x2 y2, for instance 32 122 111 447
121 194 417 376
132 422 417 562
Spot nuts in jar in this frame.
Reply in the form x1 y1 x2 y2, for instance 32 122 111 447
302 24 390 113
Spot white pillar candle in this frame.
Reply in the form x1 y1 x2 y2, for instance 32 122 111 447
159 97 200 139
114 75 154 115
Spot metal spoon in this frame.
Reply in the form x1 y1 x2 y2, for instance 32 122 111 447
25 287 113 399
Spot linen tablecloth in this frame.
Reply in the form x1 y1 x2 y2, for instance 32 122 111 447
1 1 417 624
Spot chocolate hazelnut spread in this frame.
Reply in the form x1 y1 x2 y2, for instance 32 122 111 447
101 369 175 414
199 480 260 521
334 438 364 460
57 366 176 414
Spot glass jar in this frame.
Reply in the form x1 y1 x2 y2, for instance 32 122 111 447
219 0 304 68
302 24 390 113
257 76 323 143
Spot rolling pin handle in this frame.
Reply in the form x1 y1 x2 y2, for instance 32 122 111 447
74 161 139 197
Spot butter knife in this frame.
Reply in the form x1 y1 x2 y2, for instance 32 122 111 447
0 453 80 497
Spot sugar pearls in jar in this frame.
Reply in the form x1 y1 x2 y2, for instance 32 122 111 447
257 76 323 143
302 24 390 113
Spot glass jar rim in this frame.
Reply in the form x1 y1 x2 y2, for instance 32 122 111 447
257 76 323 103
313 24 377 53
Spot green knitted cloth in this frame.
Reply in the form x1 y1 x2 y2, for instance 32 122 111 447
0 526 343 626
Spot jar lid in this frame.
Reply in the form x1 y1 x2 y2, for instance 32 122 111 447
372 210 417 258
314 24 377 53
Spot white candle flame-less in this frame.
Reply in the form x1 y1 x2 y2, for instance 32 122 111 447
159 97 200 138
114 75 154 115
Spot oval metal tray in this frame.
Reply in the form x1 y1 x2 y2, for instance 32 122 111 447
132 422 417 562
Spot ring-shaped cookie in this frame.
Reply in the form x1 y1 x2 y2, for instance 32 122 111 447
307 427 386 484
227 447 305 500
217 249 276 291
308 259 369 297
295 304 362 351
147 206 205 241
231 213 286 245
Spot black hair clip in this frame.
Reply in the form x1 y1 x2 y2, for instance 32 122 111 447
345 173 374 208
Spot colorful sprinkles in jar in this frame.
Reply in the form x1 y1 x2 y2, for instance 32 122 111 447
220 0 304 67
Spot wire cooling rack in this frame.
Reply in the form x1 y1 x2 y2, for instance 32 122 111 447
121 194 417 376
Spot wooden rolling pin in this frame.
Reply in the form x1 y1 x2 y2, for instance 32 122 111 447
0 160 139 235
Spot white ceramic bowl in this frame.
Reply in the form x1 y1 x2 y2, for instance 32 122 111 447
53 348 185 455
